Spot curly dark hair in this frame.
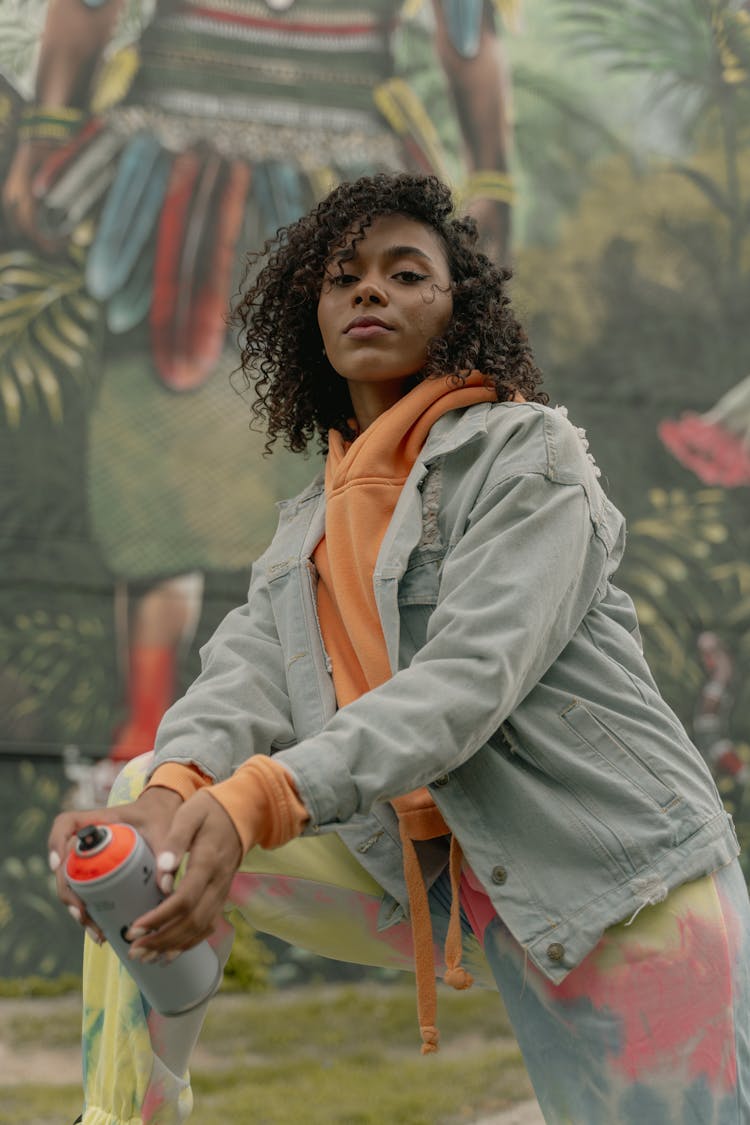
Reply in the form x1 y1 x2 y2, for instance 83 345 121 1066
233 172 546 452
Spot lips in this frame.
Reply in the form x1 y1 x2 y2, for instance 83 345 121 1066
344 315 393 336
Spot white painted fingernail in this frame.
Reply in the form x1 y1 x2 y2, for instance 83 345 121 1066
164 950 181 965
126 926 148 942
159 873 174 894
85 927 103 946
157 851 177 872
49 851 61 873
129 946 146 962
141 950 160 965
68 905 82 924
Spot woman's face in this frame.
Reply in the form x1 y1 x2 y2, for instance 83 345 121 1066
317 214 454 424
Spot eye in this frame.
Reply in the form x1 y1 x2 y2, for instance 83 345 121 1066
325 272 358 288
393 270 428 284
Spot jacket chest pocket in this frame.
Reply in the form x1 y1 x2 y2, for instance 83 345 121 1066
396 548 443 666
397 547 443 606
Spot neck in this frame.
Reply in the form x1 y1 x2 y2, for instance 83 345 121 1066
346 378 410 432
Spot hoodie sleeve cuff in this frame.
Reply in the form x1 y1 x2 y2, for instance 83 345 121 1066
207 755 309 855
146 762 214 802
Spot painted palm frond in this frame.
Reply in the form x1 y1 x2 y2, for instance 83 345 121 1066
0 3 46 97
512 63 629 236
620 487 741 697
0 251 102 427
557 0 750 137
558 0 715 74
557 0 750 290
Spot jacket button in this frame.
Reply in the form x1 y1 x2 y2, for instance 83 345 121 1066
432 774 449 788
491 865 507 885
547 942 565 963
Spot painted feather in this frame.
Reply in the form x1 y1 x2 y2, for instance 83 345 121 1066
150 150 204 390
253 160 311 242
86 132 171 301
185 159 252 378
105 235 155 335
31 118 105 199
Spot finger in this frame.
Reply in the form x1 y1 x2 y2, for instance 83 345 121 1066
156 850 178 895
127 794 241 952
127 858 221 949
128 858 230 951
132 858 228 937
49 805 143 937
54 866 106 943
128 904 219 957
47 805 116 872
65 901 104 946
153 795 214 893
128 912 216 960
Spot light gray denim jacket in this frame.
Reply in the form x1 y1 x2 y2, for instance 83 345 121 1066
152 402 739 983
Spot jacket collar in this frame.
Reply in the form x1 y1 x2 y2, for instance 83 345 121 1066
279 403 494 518
419 401 493 466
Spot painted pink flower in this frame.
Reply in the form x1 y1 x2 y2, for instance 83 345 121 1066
659 374 750 487
658 414 750 487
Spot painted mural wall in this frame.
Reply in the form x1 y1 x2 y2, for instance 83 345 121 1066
0 0 748 977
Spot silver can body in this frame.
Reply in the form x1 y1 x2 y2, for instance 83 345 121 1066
67 826 222 1015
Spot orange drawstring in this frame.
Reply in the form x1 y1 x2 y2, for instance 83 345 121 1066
443 837 474 991
395 796 474 1054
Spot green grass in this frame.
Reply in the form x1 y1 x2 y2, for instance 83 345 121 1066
0 983 532 1125
199 983 517 1056
0 1085 82 1125
0 972 81 998
192 1047 529 1125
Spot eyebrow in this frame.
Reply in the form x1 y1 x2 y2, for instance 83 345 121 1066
331 243 435 266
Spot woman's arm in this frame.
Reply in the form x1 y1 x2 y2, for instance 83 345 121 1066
431 0 513 261
2 0 125 246
35 0 126 109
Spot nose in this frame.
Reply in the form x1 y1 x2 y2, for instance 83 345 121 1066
354 278 387 306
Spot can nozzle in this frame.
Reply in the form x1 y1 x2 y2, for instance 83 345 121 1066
77 824 111 853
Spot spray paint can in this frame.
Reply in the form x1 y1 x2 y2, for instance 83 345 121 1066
65 823 222 1016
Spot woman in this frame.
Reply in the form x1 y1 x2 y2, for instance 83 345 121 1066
50 173 748 1124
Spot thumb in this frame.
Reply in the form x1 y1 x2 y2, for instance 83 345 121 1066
154 794 211 893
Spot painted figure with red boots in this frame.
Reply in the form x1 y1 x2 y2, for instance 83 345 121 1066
1 0 517 794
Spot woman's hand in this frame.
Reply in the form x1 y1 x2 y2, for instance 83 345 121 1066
124 791 244 960
2 141 51 249
47 785 183 941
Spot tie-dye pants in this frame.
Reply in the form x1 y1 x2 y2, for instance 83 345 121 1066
78 754 750 1124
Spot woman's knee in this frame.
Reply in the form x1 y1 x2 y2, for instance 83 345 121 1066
107 752 155 807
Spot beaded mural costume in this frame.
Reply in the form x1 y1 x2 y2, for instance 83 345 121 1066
12 0 510 579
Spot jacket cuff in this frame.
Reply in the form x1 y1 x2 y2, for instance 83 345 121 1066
208 756 309 854
146 762 213 801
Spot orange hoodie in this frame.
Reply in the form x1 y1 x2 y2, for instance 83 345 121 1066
313 372 496 1052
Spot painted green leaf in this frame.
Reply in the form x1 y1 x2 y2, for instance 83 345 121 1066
0 250 103 427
